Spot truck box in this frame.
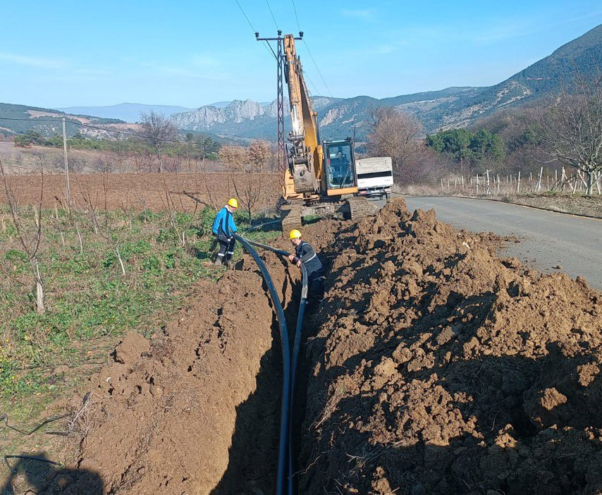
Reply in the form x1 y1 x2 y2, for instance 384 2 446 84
355 157 393 198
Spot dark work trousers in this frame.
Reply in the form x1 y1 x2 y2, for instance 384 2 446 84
308 270 325 303
216 234 236 262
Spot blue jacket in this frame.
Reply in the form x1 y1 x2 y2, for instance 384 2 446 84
212 206 237 237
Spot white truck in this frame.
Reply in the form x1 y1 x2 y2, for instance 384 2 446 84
355 157 394 199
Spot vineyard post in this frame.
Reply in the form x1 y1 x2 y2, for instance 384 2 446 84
62 117 71 206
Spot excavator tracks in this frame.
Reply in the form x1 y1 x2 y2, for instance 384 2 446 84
280 203 303 231
346 197 381 220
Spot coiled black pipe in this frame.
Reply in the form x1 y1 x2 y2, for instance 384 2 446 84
233 234 292 495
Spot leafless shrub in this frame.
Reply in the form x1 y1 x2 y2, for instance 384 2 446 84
220 141 274 220
0 157 46 313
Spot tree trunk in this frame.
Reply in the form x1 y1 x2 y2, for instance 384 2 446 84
33 259 45 314
587 170 594 195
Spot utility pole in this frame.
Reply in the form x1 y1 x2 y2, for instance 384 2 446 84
62 117 71 205
256 31 303 173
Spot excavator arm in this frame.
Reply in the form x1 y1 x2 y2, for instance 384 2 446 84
283 35 323 197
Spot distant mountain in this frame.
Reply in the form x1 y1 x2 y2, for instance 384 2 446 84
0 102 230 144
208 101 234 108
171 24 602 139
0 102 128 138
5 24 601 143
56 103 193 123
412 24 602 130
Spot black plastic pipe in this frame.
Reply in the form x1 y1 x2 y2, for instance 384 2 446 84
233 234 291 495
287 263 308 494
244 237 290 257
240 235 310 495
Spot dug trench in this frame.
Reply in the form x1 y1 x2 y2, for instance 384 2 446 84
22 198 602 494
35 263 301 494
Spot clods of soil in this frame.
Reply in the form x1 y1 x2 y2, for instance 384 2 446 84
74 270 284 494
298 198 602 494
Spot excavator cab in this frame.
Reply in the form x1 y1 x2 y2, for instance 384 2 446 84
323 139 357 195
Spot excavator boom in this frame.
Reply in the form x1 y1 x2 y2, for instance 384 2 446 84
283 34 323 197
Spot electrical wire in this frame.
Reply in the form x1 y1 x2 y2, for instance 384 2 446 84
233 0 276 60
291 0 302 33
265 41 278 62
302 40 334 98
234 0 257 32
288 0 335 98
302 67 320 98
265 0 279 31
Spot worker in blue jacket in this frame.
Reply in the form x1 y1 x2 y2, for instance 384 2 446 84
288 229 325 302
212 198 239 266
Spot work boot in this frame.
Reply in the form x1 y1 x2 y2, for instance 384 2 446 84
214 257 223 266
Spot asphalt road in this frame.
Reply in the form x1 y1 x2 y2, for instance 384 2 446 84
401 196 602 291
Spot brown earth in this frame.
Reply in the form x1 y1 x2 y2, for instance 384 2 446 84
0 172 280 212
4 198 601 494
298 199 602 494
21 267 294 495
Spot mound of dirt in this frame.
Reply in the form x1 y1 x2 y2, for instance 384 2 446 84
67 270 286 494
299 198 602 494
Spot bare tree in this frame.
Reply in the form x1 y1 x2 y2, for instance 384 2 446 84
539 76 602 194
220 142 272 220
367 107 425 181
0 157 46 313
367 107 423 164
139 111 179 173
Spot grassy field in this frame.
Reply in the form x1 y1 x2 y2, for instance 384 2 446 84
0 202 279 427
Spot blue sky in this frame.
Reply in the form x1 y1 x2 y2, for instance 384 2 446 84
1 0 601 109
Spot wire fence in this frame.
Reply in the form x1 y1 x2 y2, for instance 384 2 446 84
440 167 602 196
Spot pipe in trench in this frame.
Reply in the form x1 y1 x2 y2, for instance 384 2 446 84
241 236 309 495
233 234 292 495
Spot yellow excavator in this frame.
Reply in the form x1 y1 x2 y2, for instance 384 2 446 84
280 34 379 229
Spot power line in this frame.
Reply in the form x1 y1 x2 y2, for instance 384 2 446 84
234 0 257 32
233 0 275 60
302 40 334 98
265 0 279 30
302 68 320 96
264 41 278 61
290 0 302 32
286 0 333 98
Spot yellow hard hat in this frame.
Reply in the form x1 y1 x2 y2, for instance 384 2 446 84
289 229 302 239
228 198 238 208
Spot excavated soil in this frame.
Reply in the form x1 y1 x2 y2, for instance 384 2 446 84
15 198 602 494
298 198 602 494
51 268 296 495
